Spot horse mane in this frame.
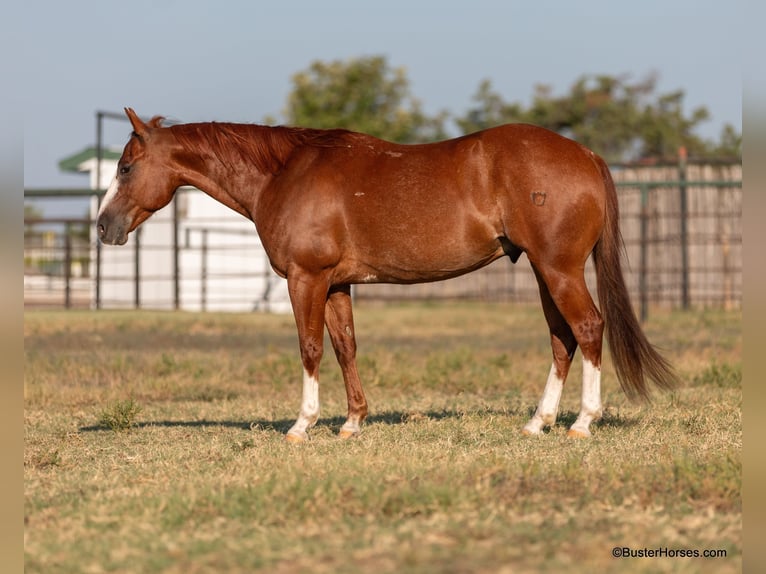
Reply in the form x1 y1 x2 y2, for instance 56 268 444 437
167 120 356 174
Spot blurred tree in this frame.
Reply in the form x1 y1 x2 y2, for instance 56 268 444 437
711 123 742 158
276 56 448 143
456 73 740 163
454 79 525 134
274 60 739 161
637 87 710 159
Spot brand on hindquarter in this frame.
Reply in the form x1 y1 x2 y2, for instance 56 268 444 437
531 191 547 206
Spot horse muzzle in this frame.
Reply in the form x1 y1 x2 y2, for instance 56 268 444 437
96 215 129 245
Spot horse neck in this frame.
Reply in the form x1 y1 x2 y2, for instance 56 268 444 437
170 123 283 221
178 160 266 221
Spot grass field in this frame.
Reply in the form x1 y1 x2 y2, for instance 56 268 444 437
24 303 741 573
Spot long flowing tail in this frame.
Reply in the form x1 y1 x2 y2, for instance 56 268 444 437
592 156 679 400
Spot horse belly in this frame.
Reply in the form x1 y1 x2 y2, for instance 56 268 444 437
343 213 505 284
313 136 505 284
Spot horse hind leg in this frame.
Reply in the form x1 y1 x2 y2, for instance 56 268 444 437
564 287 605 438
530 264 605 438
551 271 604 438
324 285 368 438
569 355 603 438
522 267 578 435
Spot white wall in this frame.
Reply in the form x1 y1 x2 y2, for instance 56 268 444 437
177 192 291 313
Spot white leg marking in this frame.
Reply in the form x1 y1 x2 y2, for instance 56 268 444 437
339 417 362 438
287 370 320 441
523 363 565 435
569 359 603 437
98 176 120 217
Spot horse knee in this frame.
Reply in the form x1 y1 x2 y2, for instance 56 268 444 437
300 337 324 373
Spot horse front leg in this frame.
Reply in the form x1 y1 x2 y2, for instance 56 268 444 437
285 270 331 443
325 285 368 438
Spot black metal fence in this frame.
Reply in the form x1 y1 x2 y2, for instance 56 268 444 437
24 170 742 318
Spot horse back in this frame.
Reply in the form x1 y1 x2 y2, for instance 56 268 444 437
256 124 606 283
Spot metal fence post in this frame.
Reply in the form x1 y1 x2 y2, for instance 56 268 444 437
639 184 649 322
679 148 690 310
95 112 103 310
201 229 208 312
173 197 180 310
134 227 141 308
64 223 72 309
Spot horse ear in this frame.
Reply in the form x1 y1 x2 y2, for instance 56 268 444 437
125 108 149 137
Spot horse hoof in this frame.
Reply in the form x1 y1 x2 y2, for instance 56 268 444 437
338 429 357 439
566 428 591 439
521 422 544 436
285 432 308 444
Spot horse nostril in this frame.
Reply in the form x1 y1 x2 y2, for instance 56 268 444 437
97 223 105 237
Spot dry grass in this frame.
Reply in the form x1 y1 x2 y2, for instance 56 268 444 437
24 303 741 573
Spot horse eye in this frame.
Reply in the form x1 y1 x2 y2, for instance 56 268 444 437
119 165 131 175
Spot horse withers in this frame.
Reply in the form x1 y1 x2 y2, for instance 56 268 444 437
97 108 677 441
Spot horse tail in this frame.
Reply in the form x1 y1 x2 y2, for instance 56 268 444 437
592 155 679 400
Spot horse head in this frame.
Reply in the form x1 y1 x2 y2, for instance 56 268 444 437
97 108 180 245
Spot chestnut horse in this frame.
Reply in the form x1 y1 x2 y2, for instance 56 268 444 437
97 108 676 441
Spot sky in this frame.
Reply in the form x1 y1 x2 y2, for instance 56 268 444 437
24 0 742 197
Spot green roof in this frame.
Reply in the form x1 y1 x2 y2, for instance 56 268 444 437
59 147 123 173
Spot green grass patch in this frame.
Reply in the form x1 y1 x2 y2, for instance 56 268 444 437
97 397 143 431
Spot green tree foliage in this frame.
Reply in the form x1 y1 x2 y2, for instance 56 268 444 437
711 123 742 158
276 58 739 162
457 73 741 163
280 56 448 143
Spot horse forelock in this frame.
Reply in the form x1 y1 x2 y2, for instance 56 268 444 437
169 122 355 175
